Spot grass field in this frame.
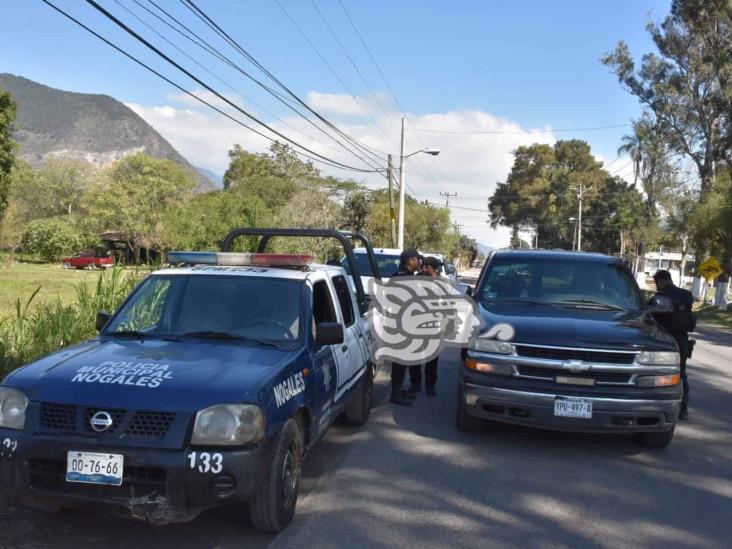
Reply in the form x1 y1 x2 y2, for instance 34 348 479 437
0 261 104 319
696 305 732 330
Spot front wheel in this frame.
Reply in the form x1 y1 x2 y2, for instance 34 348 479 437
344 365 374 426
638 426 675 449
249 419 302 533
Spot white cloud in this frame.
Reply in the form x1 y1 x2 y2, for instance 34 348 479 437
126 93 565 248
165 89 244 110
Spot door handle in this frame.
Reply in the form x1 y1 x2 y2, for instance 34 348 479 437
341 345 348 353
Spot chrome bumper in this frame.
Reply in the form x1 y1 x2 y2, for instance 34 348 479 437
461 382 680 433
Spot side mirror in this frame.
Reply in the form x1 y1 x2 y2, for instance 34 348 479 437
458 284 473 297
315 322 344 346
96 311 111 332
647 295 673 313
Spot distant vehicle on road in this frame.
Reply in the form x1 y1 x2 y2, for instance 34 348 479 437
459 250 682 448
62 250 113 270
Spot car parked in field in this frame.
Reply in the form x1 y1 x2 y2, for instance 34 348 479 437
0 229 378 532
458 250 682 448
62 250 113 270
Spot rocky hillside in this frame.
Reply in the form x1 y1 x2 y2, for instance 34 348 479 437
0 73 215 191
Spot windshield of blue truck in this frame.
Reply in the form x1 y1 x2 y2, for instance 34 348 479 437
479 257 642 311
342 253 401 277
105 275 303 345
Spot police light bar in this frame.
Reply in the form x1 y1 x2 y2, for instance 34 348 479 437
168 251 314 267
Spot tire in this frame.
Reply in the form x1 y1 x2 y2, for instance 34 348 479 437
249 419 303 533
63 263 71 269
638 426 675 448
344 365 374 426
456 387 482 432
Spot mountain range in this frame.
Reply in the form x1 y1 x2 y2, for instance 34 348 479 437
0 73 217 191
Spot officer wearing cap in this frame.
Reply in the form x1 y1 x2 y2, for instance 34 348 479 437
389 248 421 406
651 270 694 420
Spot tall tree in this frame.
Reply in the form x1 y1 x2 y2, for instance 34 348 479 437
602 1 732 193
489 140 610 250
85 153 196 259
0 89 16 225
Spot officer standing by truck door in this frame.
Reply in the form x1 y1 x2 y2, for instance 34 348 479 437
389 248 421 406
652 270 695 420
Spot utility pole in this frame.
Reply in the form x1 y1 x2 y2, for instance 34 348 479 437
397 117 406 249
440 191 457 209
387 154 396 247
571 185 586 251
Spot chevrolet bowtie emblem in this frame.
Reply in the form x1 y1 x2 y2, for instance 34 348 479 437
562 360 590 373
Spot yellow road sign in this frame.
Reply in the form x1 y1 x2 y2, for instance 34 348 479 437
698 257 723 282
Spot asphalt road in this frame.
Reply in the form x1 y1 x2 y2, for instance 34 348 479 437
1 326 730 549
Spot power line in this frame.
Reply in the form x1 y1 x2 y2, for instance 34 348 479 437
272 0 393 156
137 0 385 170
83 0 381 173
179 0 386 167
408 123 633 135
336 0 452 193
41 0 377 173
309 0 449 195
114 0 375 166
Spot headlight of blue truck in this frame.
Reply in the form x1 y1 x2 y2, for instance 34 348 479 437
0 387 28 430
192 404 265 446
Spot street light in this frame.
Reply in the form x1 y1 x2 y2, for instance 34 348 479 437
397 117 441 249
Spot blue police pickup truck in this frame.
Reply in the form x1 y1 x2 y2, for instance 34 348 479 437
0 228 379 532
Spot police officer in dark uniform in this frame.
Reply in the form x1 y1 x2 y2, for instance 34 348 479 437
389 248 421 406
651 270 694 420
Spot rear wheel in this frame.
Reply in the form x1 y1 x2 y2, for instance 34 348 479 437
638 426 675 448
344 365 374 426
248 419 302 533
456 387 482 432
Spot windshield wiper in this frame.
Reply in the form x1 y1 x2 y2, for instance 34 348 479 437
559 299 626 312
492 298 557 307
106 330 180 341
181 331 279 347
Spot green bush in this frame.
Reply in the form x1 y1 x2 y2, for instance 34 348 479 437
21 217 85 262
0 266 145 377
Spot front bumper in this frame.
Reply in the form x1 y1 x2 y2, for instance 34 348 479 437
0 429 273 524
460 382 680 433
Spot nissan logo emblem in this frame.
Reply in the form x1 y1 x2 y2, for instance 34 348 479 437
90 411 114 433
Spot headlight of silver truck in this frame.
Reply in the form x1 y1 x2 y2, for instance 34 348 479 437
635 351 680 366
0 387 28 430
191 404 265 446
472 338 514 354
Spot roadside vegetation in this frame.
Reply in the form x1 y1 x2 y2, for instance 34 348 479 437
695 306 732 331
0 266 144 377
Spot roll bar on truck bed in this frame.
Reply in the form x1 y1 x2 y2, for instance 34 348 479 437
221 228 381 315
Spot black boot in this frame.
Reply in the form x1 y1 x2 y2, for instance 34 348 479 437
426 385 437 397
389 392 413 406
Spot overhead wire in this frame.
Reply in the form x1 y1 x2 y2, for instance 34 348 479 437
272 0 394 156
135 0 385 171
82 0 381 172
333 0 451 194
407 123 633 135
113 0 376 165
178 0 386 167
41 0 377 173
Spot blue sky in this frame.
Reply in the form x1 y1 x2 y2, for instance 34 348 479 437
0 0 671 246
